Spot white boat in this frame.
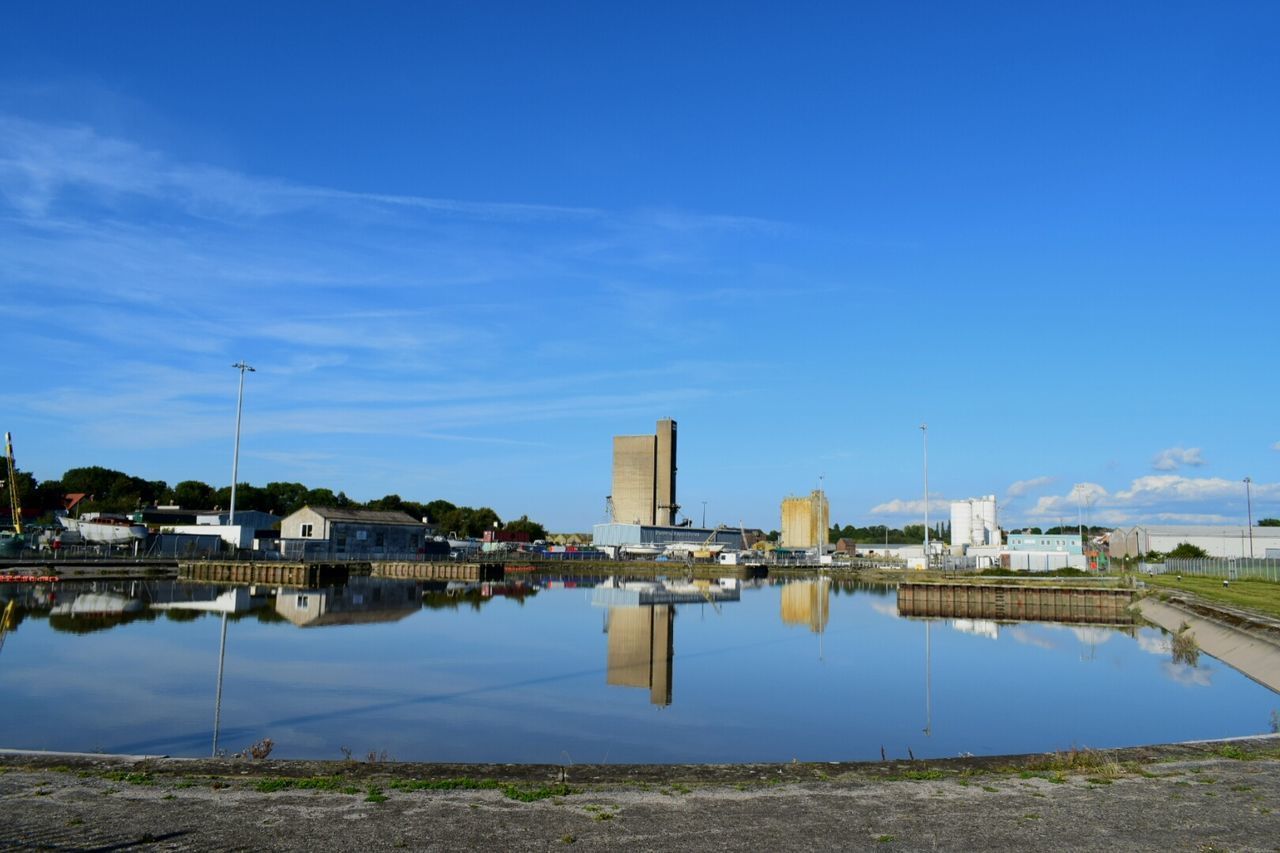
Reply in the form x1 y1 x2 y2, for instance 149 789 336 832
57 513 148 544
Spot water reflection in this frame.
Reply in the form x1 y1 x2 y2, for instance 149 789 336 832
275 579 423 628
0 577 1274 763
780 579 830 633
589 577 742 706
605 605 674 706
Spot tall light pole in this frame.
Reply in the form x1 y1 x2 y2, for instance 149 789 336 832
921 424 929 569
229 362 255 526
1244 477 1254 559
817 473 825 559
701 501 707 528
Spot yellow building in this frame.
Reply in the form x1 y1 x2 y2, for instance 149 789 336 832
780 490 829 549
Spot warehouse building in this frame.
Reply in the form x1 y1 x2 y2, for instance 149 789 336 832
1108 525 1280 559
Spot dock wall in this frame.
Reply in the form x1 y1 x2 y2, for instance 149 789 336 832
898 583 1133 624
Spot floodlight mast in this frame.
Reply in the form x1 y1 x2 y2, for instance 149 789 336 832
229 362 256 525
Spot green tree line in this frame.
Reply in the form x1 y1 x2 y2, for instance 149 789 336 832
1 465 546 540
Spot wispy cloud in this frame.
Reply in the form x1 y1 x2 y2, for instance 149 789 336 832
1027 476 1277 526
868 497 951 517
1152 446 1205 471
1006 476 1054 498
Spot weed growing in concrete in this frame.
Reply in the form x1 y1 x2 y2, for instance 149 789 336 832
254 776 357 794
876 834 895 843
561 835 576 844
101 771 155 786
385 777 574 802
1171 622 1200 666
235 738 274 760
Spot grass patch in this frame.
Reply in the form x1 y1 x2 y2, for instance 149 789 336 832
101 771 155 786
1143 575 1280 620
365 786 388 803
385 777 573 802
1217 745 1251 760
254 776 355 794
1025 748 1125 780
876 834 895 843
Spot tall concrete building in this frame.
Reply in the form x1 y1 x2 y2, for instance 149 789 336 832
610 419 677 526
781 490 830 549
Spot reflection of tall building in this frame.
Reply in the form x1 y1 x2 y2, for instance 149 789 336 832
606 605 674 706
780 580 830 633
781 491 829 549
611 419 677 526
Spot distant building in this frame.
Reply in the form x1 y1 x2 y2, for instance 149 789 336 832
1007 533 1082 555
278 506 431 559
1108 525 1280 560
950 496 999 551
592 522 744 550
781 490 829 550
610 419 677 526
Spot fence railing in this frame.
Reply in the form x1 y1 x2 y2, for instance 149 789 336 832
1147 558 1280 582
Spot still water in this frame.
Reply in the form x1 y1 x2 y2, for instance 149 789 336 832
0 576 1275 764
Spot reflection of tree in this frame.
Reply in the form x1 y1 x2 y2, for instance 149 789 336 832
162 608 203 622
420 583 538 612
47 610 157 634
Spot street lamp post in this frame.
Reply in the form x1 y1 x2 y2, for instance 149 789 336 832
229 362 255 526
1244 477 1254 559
702 501 707 528
921 424 929 569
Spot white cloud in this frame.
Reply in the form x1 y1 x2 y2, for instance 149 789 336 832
1025 475 1279 526
1152 447 1205 471
1162 662 1212 688
1007 476 1054 498
1273 441 1280 451
868 497 952 517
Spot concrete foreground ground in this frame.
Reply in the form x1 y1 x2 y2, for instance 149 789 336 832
3 737 1280 852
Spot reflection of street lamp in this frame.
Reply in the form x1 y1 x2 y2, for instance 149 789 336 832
229 362 255 525
1244 477 1254 559
212 612 228 756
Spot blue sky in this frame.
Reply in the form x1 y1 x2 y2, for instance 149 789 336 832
2 2 1278 532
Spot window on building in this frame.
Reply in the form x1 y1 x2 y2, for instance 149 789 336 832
336 535 346 553
375 532 384 548
297 595 309 607
356 530 368 541
301 523 313 538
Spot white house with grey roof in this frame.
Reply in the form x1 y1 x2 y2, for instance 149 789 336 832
279 506 433 560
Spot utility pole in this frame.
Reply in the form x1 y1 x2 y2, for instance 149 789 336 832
229 362 255 526
921 424 929 569
1244 477 1254 559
